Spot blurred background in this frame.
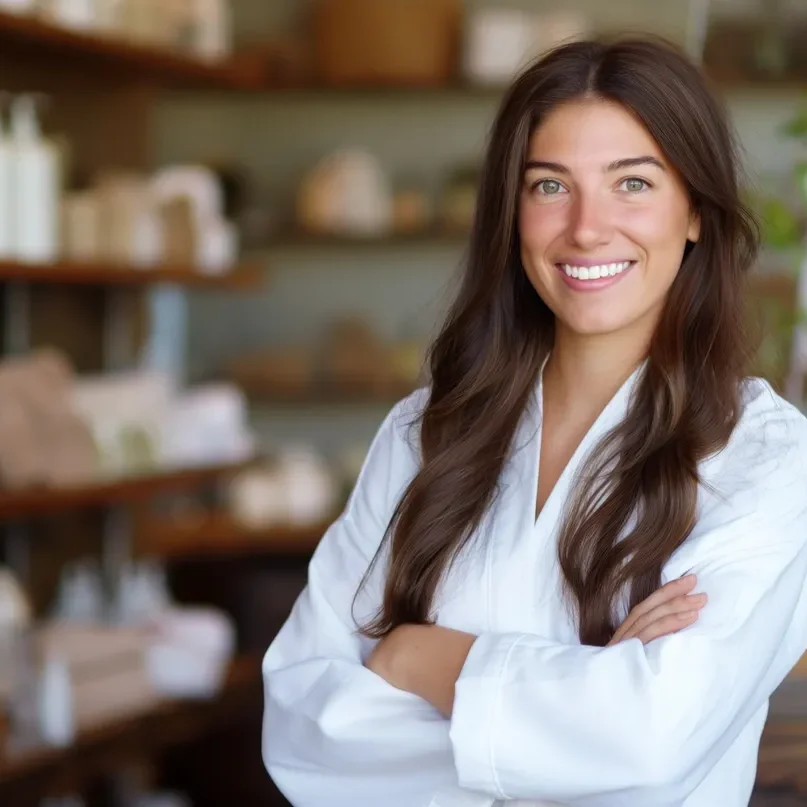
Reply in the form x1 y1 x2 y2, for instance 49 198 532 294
0 0 806 805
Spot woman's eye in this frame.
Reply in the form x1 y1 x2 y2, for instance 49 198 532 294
535 179 565 195
620 177 649 192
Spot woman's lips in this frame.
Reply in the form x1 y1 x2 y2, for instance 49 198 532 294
555 260 636 291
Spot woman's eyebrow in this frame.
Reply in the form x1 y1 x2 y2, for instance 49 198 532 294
524 156 667 173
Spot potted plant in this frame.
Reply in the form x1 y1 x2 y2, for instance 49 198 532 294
750 103 807 405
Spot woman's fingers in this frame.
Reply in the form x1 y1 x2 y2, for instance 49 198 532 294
626 594 706 638
610 574 698 644
634 609 700 644
626 592 707 642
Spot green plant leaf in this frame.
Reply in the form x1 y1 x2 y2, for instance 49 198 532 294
783 109 807 139
796 162 807 208
760 197 801 249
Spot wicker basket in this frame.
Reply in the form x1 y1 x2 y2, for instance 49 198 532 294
313 0 461 87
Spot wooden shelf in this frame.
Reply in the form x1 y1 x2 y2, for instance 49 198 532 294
259 71 804 98
0 10 259 89
246 391 411 408
260 80 505 98
144 513 331 558
261 228 470 250
0 259 263 290
0 459 255 522
0 655 260 797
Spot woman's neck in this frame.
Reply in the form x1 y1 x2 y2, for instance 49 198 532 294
543 324 649 420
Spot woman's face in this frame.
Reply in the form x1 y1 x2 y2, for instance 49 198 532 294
519 98 700 339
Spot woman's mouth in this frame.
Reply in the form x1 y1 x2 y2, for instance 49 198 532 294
555 260 636 291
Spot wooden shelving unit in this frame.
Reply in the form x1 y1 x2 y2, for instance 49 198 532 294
143 513 330 559
0 655 261 800
258 70 805 99
0 259 263 289
0 9 259 89
232 384 415 408
0 9 795 98
0 459 254 522
0 12 276 804
262 228 469 250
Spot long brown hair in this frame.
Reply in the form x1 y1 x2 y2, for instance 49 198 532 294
358 36 759 646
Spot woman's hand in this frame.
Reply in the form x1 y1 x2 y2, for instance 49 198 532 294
608 573 707 646
365 623 476 717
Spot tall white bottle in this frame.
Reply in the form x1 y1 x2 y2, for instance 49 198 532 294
0 94 14 259
11 94 60 264
37 654 75 747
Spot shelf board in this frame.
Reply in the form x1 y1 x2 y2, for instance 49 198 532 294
0 259 263 289
0 458 255 522
0 9 258 89
0 655 259 793
144 513 331 558
258 70 804 98
246 391 412 408
260 80 506 99
261 228 469 250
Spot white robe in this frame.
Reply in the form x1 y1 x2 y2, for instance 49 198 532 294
261 367 807 807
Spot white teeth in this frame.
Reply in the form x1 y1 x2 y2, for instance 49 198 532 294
561 261 632 281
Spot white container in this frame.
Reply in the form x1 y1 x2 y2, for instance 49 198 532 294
163 383 254 467
11 95 60 263
190 0 232 61
61 190 102 262
96 174 162 267
0 0 36 13
38 0 98 32
463 8 539 86
197 218 238 274
147 606 235 699
37 655 75 747
463 9 588 86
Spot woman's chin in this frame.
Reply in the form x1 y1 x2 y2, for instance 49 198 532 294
556 312 634 338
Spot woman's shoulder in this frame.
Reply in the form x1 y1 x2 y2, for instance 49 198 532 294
735 376 807 452
383 385 430 452
703 376 807 497
358 386 429 487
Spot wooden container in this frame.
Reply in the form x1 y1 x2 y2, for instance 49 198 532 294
313 0 461 87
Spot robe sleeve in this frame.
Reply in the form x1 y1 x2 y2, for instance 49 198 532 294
261 394 458 807
450 403 807 807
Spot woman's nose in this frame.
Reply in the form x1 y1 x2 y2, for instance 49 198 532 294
567 192 614 250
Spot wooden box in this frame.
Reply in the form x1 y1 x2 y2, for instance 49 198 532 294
313 0 461 87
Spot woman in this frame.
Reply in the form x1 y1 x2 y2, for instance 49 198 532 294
262 36 807 807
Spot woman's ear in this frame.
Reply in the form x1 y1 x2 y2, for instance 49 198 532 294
687 209 701 243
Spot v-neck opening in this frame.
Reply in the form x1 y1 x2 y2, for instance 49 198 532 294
530 362 645 531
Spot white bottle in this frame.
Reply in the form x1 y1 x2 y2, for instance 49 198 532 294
192 0 232 61
0 95 14 259
39 0 98 33
11 94 60 264
0 0 37 13
37 655 75 747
